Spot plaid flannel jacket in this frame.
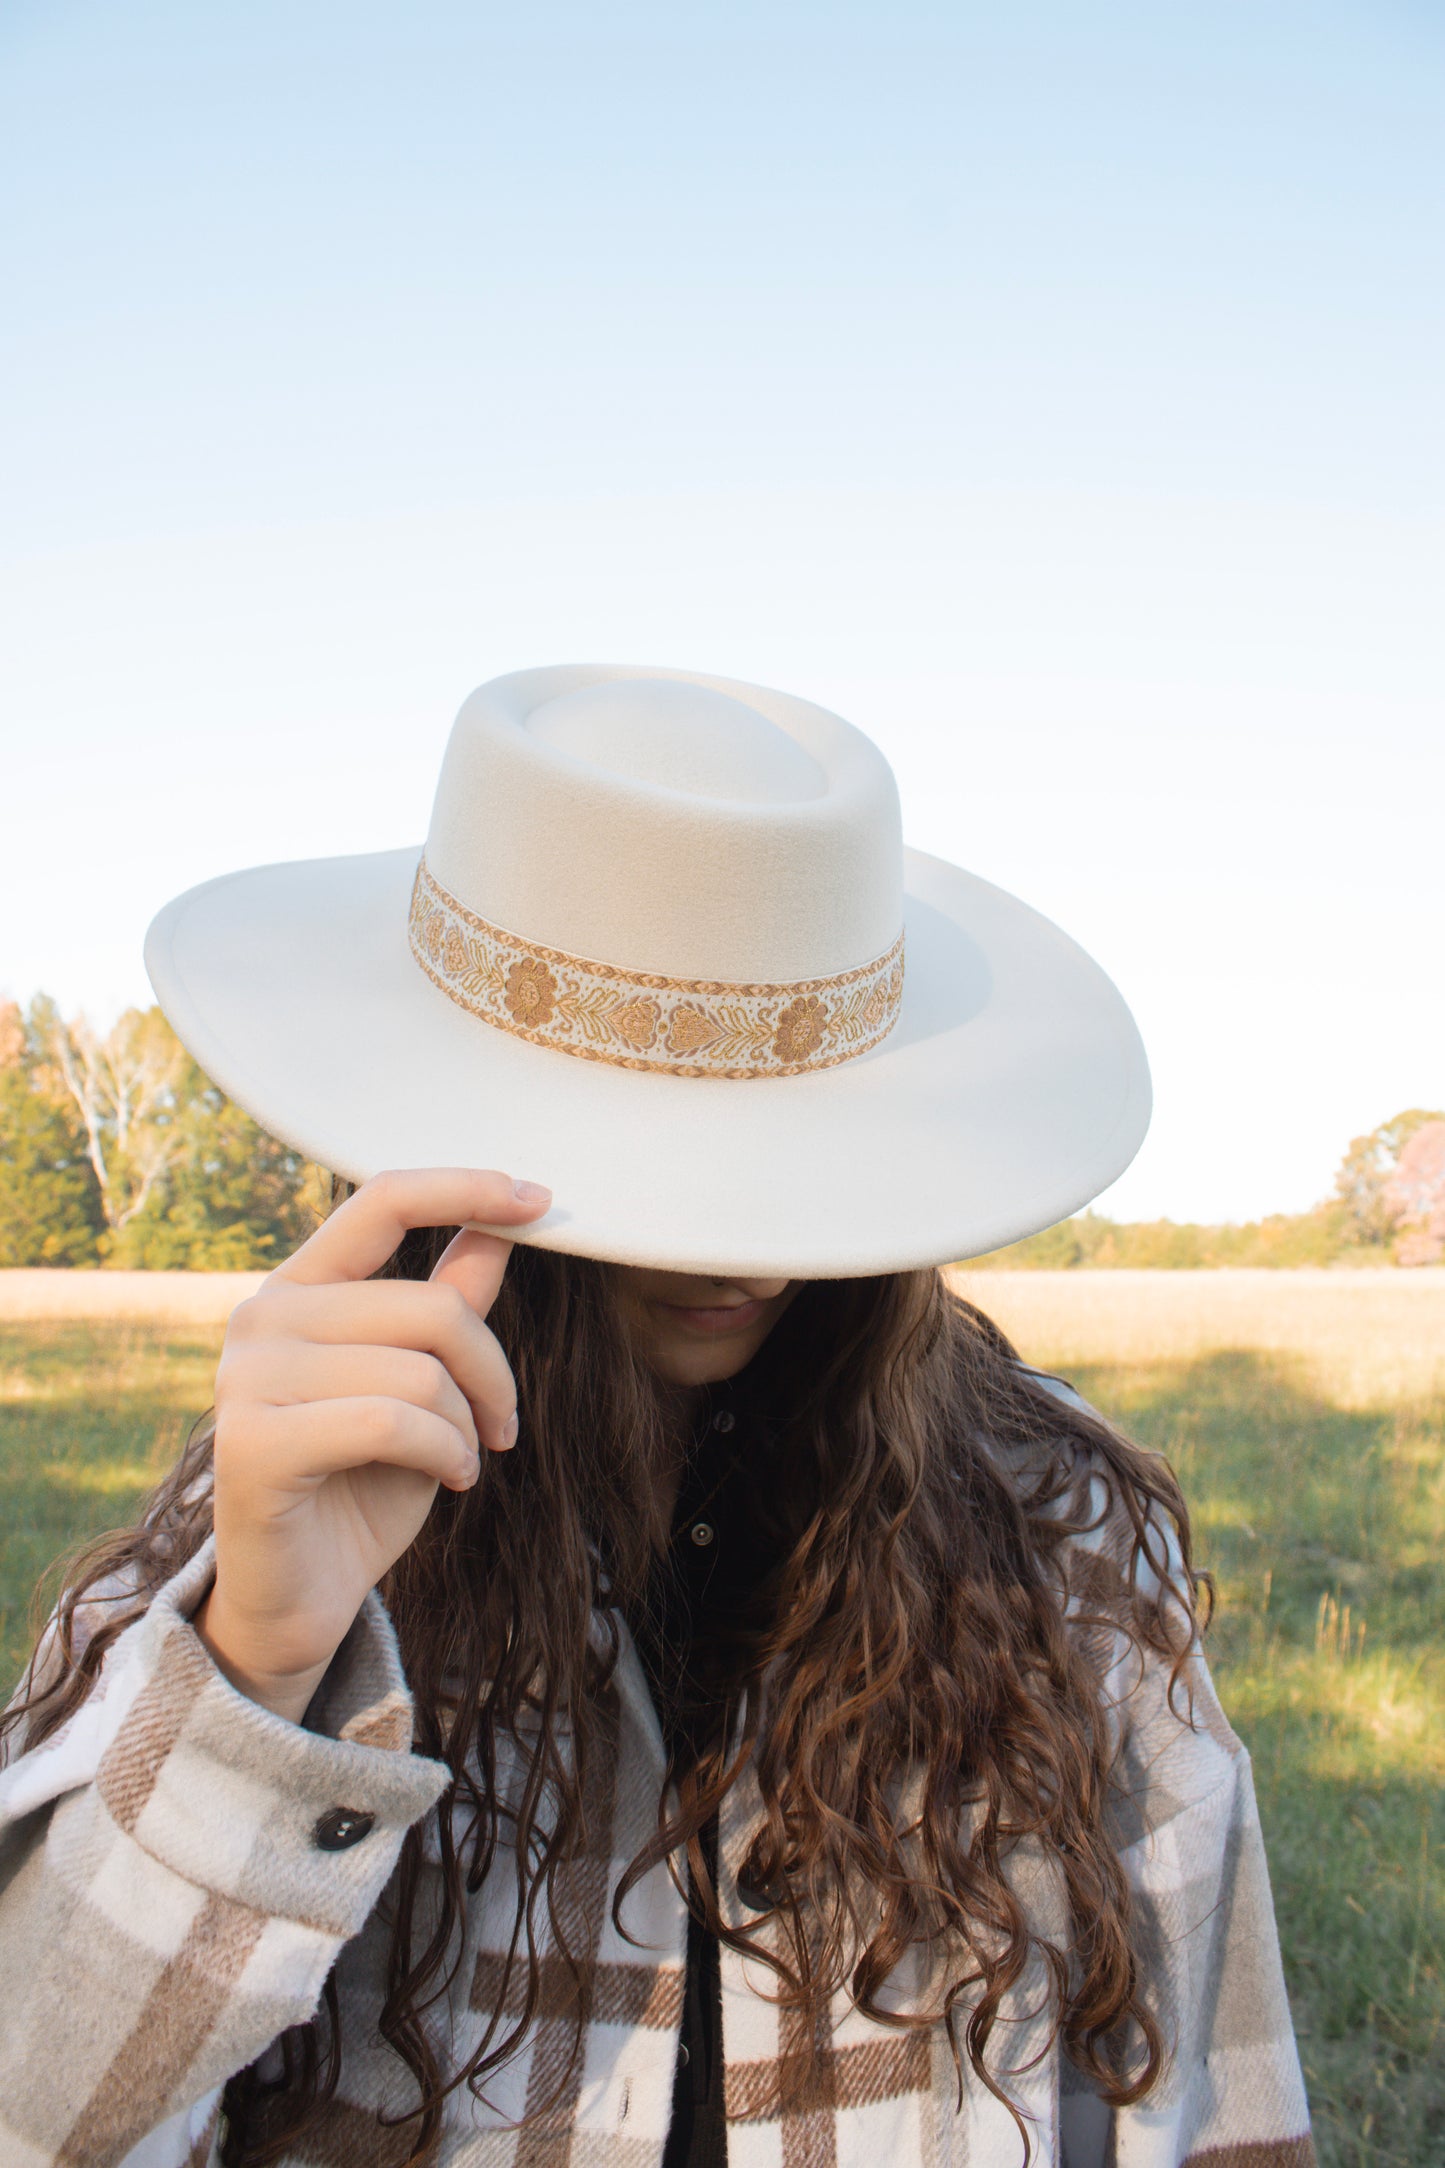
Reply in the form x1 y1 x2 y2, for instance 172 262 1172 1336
0 1413 1314 2168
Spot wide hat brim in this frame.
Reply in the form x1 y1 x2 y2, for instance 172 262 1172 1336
144 843 1149 1278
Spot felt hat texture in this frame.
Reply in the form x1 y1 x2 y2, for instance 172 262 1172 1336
144 665 1150 1276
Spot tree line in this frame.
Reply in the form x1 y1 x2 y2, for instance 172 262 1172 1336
1 993 1442 1270
0 998 322 1269
976 1107 1445 1269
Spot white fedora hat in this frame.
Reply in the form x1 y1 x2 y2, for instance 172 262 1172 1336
144 665 1150 1277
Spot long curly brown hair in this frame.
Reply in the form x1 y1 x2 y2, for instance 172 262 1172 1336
5 1229 1202 2166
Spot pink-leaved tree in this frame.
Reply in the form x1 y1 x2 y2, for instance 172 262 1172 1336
1384 1120 1445 1267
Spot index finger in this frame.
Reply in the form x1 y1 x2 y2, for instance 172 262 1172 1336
273 1168 552 1288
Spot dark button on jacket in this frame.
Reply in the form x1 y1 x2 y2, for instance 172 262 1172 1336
312 1807 375 1851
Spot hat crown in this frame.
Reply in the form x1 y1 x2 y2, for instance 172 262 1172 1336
424 665 903 982
527 679 829 805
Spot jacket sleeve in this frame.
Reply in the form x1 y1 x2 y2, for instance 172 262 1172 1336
1060 1642 1316 2168
0 1537 451 2168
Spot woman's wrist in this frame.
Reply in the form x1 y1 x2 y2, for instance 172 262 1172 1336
192 1587 337 1726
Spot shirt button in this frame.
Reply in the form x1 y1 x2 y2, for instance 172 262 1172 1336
312 1807 375 1851
711 1409 736 1435
689 1520 716 1548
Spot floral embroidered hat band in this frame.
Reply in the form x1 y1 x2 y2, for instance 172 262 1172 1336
144 665 1152 1276
407 866 905 1083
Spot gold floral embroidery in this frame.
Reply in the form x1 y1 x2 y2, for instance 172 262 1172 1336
611 998 662 1050
407 857 903 1078
772 995 830 1064
504 957 558 1029
666 1005 725 1056
555 986 662 1050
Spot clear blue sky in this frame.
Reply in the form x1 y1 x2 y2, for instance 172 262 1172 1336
3 0 1441 1223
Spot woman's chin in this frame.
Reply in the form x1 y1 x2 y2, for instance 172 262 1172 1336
641 1322 774 1388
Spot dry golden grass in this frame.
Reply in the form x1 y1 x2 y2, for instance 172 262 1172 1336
0 1267 265 1324
950 1266 1445 1407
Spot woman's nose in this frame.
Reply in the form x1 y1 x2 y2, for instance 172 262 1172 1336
720 1277 791 1302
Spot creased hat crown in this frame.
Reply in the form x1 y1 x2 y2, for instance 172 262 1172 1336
423 665 904 981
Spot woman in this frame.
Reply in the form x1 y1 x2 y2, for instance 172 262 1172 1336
0 667 1312 2168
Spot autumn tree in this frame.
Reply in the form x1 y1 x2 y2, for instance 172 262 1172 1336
1331 1108 1445 1251
42 999 192 1238
0 1000 105 1266
1384 1120 1445 1267
3 996 322 1269
112 1055 322 1269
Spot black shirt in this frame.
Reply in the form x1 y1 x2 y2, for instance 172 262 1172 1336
628 1373 787 2168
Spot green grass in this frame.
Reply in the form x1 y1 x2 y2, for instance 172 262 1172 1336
2 1319 1441 2164
1063 1351 1445 2168
0 1320 220 1678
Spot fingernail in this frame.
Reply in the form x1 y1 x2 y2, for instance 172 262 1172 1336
513 1179 551 1204
502 1411 520 1449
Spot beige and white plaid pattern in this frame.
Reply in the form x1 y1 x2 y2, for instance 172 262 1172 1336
1 1419 1315 2168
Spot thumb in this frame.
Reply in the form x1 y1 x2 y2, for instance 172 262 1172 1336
430 1225 517 1318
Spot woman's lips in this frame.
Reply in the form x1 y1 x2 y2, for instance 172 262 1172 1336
654 1296 768 1336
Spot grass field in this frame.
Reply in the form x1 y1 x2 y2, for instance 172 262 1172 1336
3 1269 1442 2166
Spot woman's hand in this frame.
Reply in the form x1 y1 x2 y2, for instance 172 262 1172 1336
194 1168 551 1723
